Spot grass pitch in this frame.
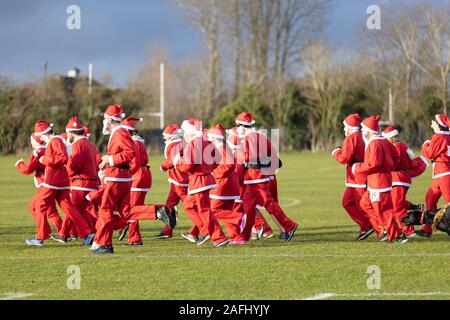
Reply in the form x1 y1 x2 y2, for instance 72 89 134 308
0 152 449 300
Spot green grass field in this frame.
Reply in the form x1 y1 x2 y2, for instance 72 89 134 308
0 152 449 300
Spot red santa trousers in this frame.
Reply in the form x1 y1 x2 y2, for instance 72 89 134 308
182 190 227 243
94 181 131 246
188 199 244 240
127 191 147 243
359 190 402 240
391 186 416 236
29 193 62 232
34 187 93 240
60 189 97 238
342 187 372 232
242 182 297 241
422 176 450 233
161 184 188 237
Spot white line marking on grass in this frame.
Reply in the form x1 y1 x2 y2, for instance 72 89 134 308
303 292 450 300
282 198 301 208
0 292 34 300
5 252 450 260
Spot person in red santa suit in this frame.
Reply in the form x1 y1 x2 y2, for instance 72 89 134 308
236 112 298 242
90 104 136 254
332 113 373 240
15 134 62 232
154 124 193 240
116 117 153 245
418 114 450 238
173 119 229 247
227 128 275 240
352 116 407 244
25 120 95 247
50 117 101 243
382 125 419 238
184 124 247 244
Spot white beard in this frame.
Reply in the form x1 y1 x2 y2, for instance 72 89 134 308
41 135 50 144
102 119 111 135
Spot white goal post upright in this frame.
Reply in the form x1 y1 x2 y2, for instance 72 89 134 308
144 62 165 129
379 87 394 127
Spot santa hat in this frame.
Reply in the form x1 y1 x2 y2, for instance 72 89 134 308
30 133 45 147
104 104 126 122
207 124 225 140
235 112 255 127
361 115 380 133
434 114 449 128
382 126 399 138
83 126 91 138
181 118 202 135
121 117 143 131
163 124 181 138
343 113 362 130
34 120 54 136
65 116 84 132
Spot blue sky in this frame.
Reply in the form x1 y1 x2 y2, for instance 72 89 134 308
0 0 447 86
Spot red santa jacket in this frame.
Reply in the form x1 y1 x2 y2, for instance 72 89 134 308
331 131 367 188
161 139 189 187
176 136 218 195
130 135 152 191
104 126 136 183
243 129 278 185
391 142 414 187
67 136 101 192
210 143 240 200
421 132 450 180
353 136 400 192
409 156 429 178
39 136 71 189
15 148 46 188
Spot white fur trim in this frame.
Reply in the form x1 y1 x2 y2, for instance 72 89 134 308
331 148 341 156
235 120 255 126
15 159 24 167
131 187 150 192
392 182 411 187
419 156 429 168
188 184 217 195
41 183 70 190
345 183 367 188
108 155 114 167
382 130 399 138
435 115 447 128
368 187 392 193
433 172 450 180
70 186 98 192
104 177 133 182
209 194 240 200
343 120 359 130
168 178 188 187
243 178 270 185
361 123 378 134
35 126 52 136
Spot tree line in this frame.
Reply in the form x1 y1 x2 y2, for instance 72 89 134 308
0 1 448 154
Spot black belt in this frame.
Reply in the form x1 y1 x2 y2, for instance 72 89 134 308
113 165 130 169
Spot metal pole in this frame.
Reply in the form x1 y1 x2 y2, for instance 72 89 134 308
389 87 393 124
160 63 165 130
88 63 93 117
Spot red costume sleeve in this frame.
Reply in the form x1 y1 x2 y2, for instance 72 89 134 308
332 136 354 164
16 153 38 175
42 138 68 168
422 135 446 160
111 131 136 167
354 141 382 175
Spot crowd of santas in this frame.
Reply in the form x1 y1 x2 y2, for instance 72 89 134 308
332 113 450 243
16 104 298 254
